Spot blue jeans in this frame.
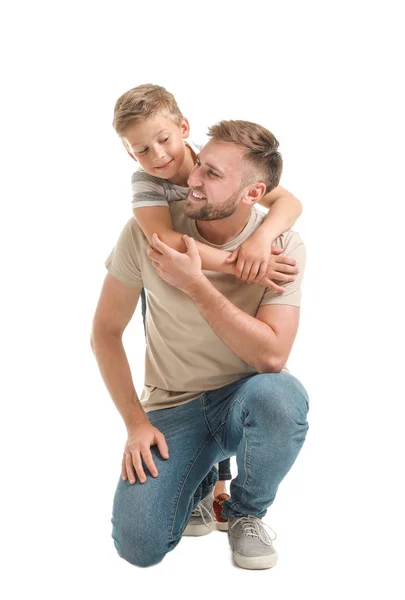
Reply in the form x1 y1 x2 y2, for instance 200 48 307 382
111 372 309 567
141 288 232 482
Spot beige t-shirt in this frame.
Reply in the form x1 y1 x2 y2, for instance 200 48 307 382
106 201 306 412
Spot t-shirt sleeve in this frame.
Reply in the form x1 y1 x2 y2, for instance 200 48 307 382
105 219 143 287
259 233 306 308
131 170 169 209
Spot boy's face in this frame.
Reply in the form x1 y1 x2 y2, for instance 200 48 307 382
122 113 190 181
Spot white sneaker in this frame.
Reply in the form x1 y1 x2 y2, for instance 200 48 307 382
183 491 215 536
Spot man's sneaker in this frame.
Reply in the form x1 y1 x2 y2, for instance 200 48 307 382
183 491 215 536
228 515 278 570
213 492 230 531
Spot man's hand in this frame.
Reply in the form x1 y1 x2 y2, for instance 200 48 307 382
122 418 169 484
226 245 299 293
147 233 205 294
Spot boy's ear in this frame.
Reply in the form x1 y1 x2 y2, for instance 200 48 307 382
180 117 191 139
242 182 267 205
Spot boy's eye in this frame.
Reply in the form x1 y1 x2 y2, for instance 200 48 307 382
137 148 148 154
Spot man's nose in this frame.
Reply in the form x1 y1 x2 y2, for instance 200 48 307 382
187 163 202 187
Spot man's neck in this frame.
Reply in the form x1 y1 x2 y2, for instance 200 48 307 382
196 209 253 246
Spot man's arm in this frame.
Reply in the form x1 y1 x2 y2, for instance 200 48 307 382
147 234 301 373
91 273 169 483
186 277 300 373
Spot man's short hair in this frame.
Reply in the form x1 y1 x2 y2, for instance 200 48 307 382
207 120 283 193
113 84 183 136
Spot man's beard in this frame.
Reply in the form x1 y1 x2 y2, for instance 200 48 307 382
183 189 240 221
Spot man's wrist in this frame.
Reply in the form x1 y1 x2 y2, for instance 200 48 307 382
184 273 209 298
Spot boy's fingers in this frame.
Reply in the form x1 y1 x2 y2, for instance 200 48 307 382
274 255 296 266
264 279 286 293
257 262 268 281
270 247 283 255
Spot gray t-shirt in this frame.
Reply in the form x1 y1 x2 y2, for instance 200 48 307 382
131 141 201 209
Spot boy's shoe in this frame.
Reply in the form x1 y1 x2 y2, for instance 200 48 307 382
228 515 278 570
213 492 230 531
183 491 215 536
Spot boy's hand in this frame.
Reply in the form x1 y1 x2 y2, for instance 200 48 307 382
226 241 299 293
122 418 169 484
226 234 271 283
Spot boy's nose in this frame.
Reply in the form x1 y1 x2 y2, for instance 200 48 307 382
152 146 166 161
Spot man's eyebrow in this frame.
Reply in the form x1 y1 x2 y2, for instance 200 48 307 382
197 155 224 175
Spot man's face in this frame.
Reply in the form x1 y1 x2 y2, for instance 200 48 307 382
184 140 249 221
122 113 190 180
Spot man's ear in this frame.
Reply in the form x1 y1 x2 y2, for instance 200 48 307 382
181 117 191 139
242 182 267 205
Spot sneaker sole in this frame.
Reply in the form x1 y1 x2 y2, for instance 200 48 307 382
215 520 228 531
233 550 278 570
183 523 213 536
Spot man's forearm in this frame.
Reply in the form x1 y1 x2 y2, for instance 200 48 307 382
91 330 148 429
187 276 281 373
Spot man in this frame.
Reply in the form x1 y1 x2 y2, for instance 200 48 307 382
91 120 309 570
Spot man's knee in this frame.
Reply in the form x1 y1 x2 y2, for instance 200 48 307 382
246 373 309 425
112 521 168 567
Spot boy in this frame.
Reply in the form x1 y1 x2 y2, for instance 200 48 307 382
111 84 302 530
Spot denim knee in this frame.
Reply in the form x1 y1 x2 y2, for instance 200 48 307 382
112 521 168 568
244 373 309 426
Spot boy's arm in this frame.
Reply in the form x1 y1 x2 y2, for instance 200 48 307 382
257 185 302 241
134 206 236 275
228 186 302 284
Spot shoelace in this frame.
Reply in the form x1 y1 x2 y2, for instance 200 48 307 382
191 501 214 529
230 516 277 546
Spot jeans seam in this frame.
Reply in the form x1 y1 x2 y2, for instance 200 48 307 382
168 433 216 544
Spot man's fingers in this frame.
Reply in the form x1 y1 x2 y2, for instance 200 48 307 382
183 235 199 256
235 259 245 279
124 453 137 484
121 455 128 481
156 433 169 459
240 261 253 282
141 447 158 478
257 262 268 281
130 451 147 484
151 233 176 256
225 250 238 264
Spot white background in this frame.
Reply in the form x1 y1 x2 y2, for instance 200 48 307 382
1 1 404 598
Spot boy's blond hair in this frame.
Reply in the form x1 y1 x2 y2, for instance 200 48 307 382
113 84 183 136
207 120 283 193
